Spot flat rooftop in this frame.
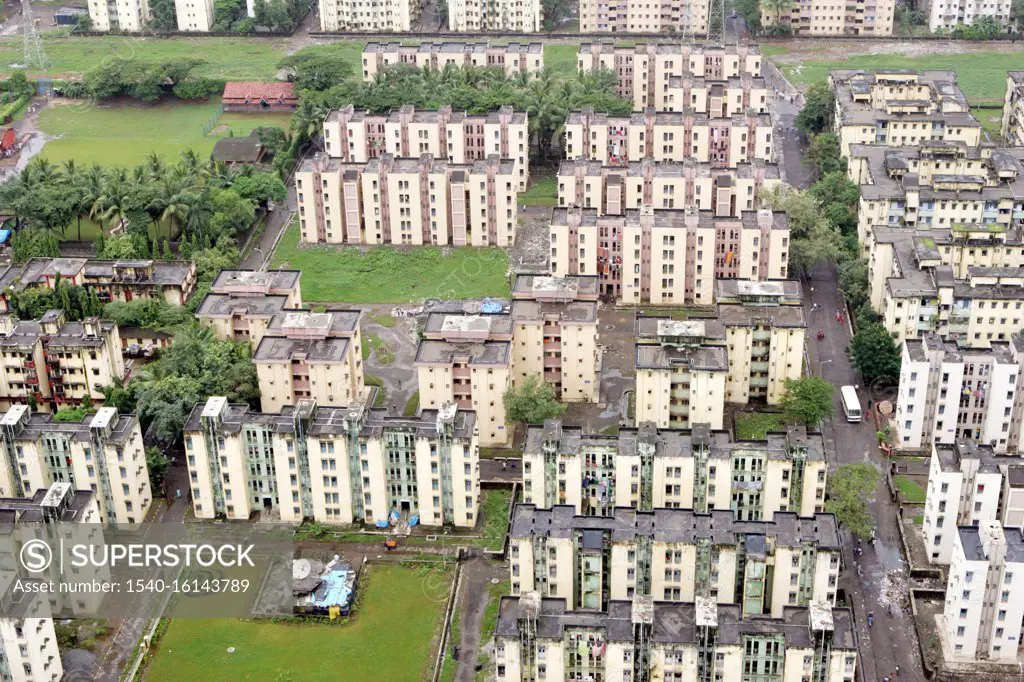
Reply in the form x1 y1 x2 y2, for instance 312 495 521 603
414 338 511 365
253 334 351 363
512 274 600 301
211 269 300 295
195 293 292 319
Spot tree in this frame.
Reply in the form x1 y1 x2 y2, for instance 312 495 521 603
808 171 859 235
761 0 794 27
837 256 870 311
806 133 846 178
780 377 835 426
788 218 843 278
278 52 355 91
148 0 178 30
146 447 171 492
504 375 566 425
826 463 881 540
102 233 143 259
209 189 256 243
849 323 902 383
232 172 286 207
11 230 60 262
795 82 834 135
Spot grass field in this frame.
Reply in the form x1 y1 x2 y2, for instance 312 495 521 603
734 411 787 440
544 44 578 78
894 474 927 503
520 175 558 207
479 488 513 551
38 100 291 166
271 219 511 303
146 563 453 682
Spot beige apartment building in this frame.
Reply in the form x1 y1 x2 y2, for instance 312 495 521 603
361 42 543 81
318 0 419 31
578 42 763 103
509 505 839 612
0 258 197 309
556 158 782 217
564 109 774 167
550 205 790 303
510 275 601 403
87 0 149 30
831 70 981 157
0 405 151 524
868 224 1024 346
761 0 895 35
849 142 1024 254
296 153 518 247
522 420 827 518
185 397 479 527
197 269 302 346
578 0 710 33
254 309 365 413
448 0 541 32
322 104 529 190
0 311 125 410
174 0 214 30
415 312 512 447
495 595 858 682
1002 72 1024 147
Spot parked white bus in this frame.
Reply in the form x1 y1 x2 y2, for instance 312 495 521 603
841 385 862 423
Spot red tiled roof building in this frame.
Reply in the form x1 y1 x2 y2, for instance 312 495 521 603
222 82 298 113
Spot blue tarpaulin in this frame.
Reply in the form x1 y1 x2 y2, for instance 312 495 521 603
409 515 419 527
0 230 10 245
375 519 389 528
312 565 353 609
481 300 503 314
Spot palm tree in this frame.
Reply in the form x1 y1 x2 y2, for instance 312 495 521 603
62 159 90 242
151 176 193 243
178 149 202 178
182 193 214 245
144 151 166 181
96 176 135 234
761 0 793 25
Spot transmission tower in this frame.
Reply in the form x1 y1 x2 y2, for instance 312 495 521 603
679 1 695 44
22 0 49 71
706 0 726 44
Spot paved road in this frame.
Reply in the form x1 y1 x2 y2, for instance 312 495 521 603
481 458 520 483
239 184 297 270
454 557 506 682
805 262 922 682
763 60 814 189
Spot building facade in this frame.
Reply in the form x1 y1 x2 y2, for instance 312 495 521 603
184 397 479 527
929 0 1012 31
522 420 827 518
86 0 149 31
761 0 895 35
447 0 541 32
173 0 214 30
578 0 710 34
196 269 303 346
0 406 151 524
361 42 543 81
1001 72 1024 148
318 0 419 31
296 154 518 247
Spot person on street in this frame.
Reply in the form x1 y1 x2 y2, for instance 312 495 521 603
868 611 874 627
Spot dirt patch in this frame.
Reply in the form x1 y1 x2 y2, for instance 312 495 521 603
209 124 230 135
766 38 1024 65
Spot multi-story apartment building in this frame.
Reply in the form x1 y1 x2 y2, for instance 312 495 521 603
361 42 543 81
508 505 840 613
321 104 529 190
831 69 980 157
184 396 479 527
254 309 365 413
550 205 789 303
447 0 541 32
0 405 151 524
894 334 1024 451
174 0 214 30
564 109 774 167
556 158 782 218
868 225 1024 346
578 0 710 33
0 258 197 309
296 154 518 247
940 521 1024 663
510 275 601 403
521 420 828 518
929 0 1011 31
1001 72 1024 147
848 142 1024 255
318 0 419 31
495 595 857 682
86 0 149 31
196 269 303 346
578 42 762 105
0 311 125 410
761 0 895 36
415 312 512 447
921 440 1024 564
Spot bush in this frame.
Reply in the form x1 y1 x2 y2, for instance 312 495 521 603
0 94 30 124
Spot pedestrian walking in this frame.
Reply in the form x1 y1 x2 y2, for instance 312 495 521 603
894 666 900 677
868 611 874 627
883 677 889 682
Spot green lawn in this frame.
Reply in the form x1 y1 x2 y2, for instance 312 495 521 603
146 563 453 682
734 411 787 440
520 175 558 207
271 220 510 303
404 391 420 417
975 106 1004 141
894 474 927 503
60 216 174 242
38 100 291 167
544 44 578 78
480 489 512 551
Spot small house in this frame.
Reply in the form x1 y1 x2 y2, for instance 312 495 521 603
221 82 297 113
212 133 266 166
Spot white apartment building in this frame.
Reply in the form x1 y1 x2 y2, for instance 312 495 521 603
87 0 150 31
922 440 1024 564
1001 72 1024 148
448 0 540 32
578 0 709 33
564 109 774 167
761 0 895 35
508 505 840 615
322 104 529 191
0 406 151 525
578 42 762 106
0 311 125 410
184 397 479 527
296 154 518 247
522 420 827 518
174 0 214 30
831 69 981 157
940 521 1024 663
929 0 1011 31
361 42 544 81
318 0 419 31
550 205 790 303
196 269 303 346
495 595 858 682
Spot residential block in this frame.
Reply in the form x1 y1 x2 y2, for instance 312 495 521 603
929 0 1011 32
174 0 214 30
361 42 543 81
447 0 541 32
196 269 303 346
184 397 479 527
577 0 710 34
1001 72 1024 147
761 0 895 36
318 0 420 31
87 0 149 31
